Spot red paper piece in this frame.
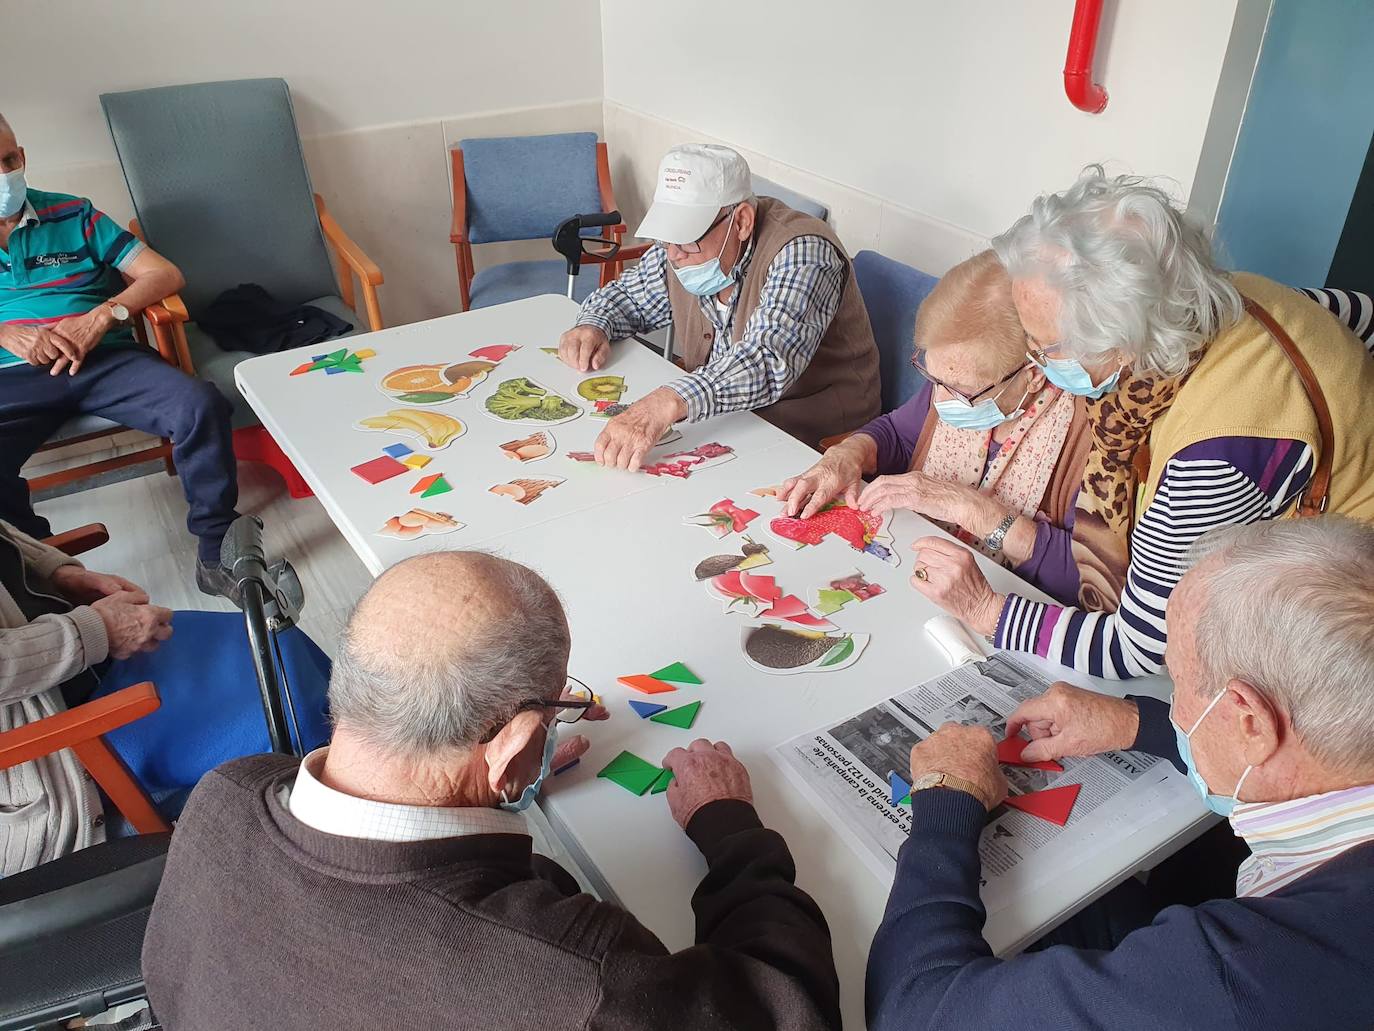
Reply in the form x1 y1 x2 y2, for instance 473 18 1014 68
1003 784 1081 826
351 455 408 484
770 505 880 550
712 570 750 598
710 499 760 533
739 572 781 603
470 344 518 362
996 735 1065 773
617 674 677 695
785 611 838 630
762 594 809 619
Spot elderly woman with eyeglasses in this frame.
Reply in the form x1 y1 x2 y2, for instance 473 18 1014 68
778 250 1091 606
900 168 1374 679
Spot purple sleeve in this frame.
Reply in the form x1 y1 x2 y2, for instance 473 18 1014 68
852 382 933 475
1012 505 1080 607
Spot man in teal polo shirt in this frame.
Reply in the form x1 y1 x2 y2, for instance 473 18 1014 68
0 114 241 601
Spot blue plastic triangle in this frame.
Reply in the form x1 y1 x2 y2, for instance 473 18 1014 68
890 772 912 805
629 700 669 719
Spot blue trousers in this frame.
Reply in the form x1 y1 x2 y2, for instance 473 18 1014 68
0 346 238 562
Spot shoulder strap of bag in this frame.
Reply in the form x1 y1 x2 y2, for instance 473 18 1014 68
1242 297 1333 516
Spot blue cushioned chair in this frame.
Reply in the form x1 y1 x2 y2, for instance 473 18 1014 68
451 133 630 310
100 78 385 428
753 174 829 221
853 250 939 412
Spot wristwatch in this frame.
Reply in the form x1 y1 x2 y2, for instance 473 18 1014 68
984 512 1018 554
104 301 130 325
910 771 986 801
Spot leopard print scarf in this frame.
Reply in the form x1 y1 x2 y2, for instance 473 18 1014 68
1070 370 1186 612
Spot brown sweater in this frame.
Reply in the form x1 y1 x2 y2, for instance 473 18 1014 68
143 755 841 1030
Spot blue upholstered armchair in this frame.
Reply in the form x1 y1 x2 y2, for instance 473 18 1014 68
449 132 631 310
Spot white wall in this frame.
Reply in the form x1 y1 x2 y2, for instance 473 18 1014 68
600 0 1241 274
10 0 605 326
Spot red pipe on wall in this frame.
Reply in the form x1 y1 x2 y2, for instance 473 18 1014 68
1064 0 1109 113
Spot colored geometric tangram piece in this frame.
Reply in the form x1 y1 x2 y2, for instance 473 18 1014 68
325 365 346 375
629 700 668 719
1003 784 1081 826
648 661 701 685
324 348 347 362
420 476 453 499
596 750 664 796
890 772 911 806
402 454 432 469
353 348 377 360
383 443 414 459
411 473 442 495
649 700 701 730
290 362 316 376
996 735 1065 773
650 768 675 794
351 455 408 484
618 674 677 695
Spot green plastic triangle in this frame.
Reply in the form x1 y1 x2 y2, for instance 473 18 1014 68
596 751 662 795
649 661 701 685
420 476 452 498
649 700 701 729
650 768 675 794
326 348 347 362
898 793 912 806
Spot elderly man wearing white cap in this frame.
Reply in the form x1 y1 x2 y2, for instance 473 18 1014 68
559 144 879 466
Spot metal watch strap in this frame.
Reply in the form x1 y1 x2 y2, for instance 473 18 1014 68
984 512 1018 554
910 771 985 799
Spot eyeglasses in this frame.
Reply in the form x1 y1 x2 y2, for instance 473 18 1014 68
667 206 736 255
911 348 1028 406
480 677 596 742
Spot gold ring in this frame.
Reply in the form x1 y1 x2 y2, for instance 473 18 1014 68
913 566 929 581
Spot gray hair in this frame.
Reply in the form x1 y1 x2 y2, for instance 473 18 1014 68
992 165 1243 378
327 554 570 757
1187 517 1374 775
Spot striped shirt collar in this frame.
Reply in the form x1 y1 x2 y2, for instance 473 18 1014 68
1232 781 1374 897
286 747 529 843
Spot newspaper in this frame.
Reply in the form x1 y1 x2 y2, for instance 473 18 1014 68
773 653 1196 914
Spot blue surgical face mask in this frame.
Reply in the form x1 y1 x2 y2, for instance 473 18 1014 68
1033 353 1121 399
0 167 27 219
934 386 1028 431
1171 689 1254 817
499 720 559 813
671 208 738 297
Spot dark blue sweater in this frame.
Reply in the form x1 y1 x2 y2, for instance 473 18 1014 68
866 697 1374 1031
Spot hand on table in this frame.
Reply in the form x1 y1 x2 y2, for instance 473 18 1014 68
909 723 1007 812
558 324 611 372
661 738 753 829
91 591 173 660
910 536 1004 637
49 565 148 606
48 307 115 376
593 387 686 471
550 683 610 771
857 469 979 525
1006 682 1141 763
777 444 866 518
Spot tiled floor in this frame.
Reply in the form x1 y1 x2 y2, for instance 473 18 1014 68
34 460 374 657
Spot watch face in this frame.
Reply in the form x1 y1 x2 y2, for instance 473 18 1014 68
911 772 946 791
109 302 129 321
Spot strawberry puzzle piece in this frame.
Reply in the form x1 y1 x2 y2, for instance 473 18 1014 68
769 502 898 565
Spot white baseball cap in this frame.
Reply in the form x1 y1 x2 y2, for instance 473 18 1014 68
635 144 752 245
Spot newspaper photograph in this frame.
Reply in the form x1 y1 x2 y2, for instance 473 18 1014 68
773 653 1198 914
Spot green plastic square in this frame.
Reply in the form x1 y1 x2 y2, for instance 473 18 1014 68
649 700 701 730
596 751 662 796
650 768 675 794
649 661 702 685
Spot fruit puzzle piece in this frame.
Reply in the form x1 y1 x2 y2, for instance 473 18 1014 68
597 750 664 796
470 344 519 362
649 661 701 685
650 768 675 794
618 674 677 695
769 504 898 565
996 735 1065 773
553 757 579 776
1003 784 1081 826
890 772 911 806
351 455 409 484
629 700 668 719
685 498 761 538
649 701 701 730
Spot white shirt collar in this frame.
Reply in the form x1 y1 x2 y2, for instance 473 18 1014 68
17 199 37 227
286 747 529 843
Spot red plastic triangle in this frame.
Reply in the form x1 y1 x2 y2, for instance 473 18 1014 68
1003 784 1081 826
996 735 1064 772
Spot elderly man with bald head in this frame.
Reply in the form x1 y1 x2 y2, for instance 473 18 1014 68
143 551 840 1031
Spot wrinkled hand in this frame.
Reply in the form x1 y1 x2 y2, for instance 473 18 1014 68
48 566 148 606
593 387 685 471
1 325 70 367
661 738 753 829
549 684 611 771
910 536 1004 636
1006 682 1140 762
908 723 1007 811
777 446 865 518
558 324 611 373
48 307 113 376
90 591 173 660
857 469 977 524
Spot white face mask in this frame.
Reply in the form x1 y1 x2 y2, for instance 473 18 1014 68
0 166 27 219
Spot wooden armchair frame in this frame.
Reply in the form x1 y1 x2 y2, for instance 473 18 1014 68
315 193 385 332
0 523 169 835
450 141 633 312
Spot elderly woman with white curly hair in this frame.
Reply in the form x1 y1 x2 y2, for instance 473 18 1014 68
910 167 1374 679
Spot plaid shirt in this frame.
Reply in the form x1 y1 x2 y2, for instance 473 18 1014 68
575 235 846 421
